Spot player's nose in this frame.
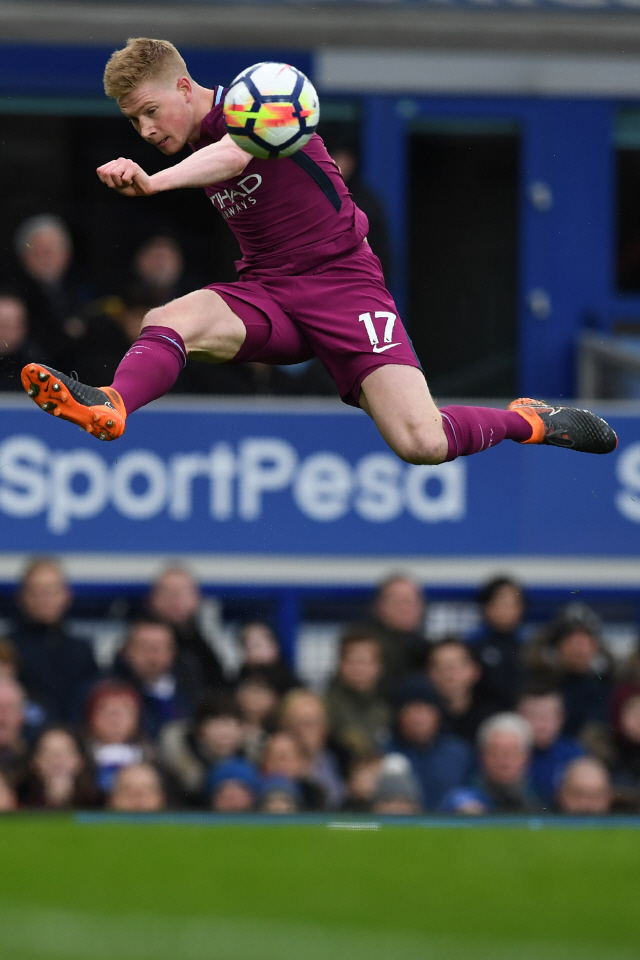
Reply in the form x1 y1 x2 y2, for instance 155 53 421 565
139 120 157 139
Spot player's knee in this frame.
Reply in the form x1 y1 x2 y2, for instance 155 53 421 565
142 304 173 331
392 428 447 465
140 295 236 359
141 304 205 353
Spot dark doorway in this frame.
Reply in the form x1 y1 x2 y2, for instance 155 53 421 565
0 111 241 294
407 123 519 398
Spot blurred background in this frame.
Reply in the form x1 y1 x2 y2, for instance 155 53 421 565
0 0 640 828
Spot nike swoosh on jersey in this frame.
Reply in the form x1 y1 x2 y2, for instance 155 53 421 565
372 342 402 353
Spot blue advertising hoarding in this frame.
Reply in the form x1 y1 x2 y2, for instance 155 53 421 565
0 399 638 580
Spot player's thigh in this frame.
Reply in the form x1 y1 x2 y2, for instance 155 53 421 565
360 364 448 465
142 289 246 362
212 287 315 365
278 243 422 406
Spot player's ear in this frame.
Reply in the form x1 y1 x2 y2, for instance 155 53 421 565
177 76 192 102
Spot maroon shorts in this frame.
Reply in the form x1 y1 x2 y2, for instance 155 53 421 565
205 241 422 407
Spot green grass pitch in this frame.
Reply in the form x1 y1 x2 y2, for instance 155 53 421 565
0 816 639 959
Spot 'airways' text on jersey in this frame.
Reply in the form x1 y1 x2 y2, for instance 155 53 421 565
210 173 263 219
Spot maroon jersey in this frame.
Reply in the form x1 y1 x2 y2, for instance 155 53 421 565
191 87 369 277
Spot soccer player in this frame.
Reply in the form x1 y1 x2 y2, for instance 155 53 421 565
22 38 617 464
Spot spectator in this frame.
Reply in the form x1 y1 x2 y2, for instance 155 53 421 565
340 755 382 812
84 681 150 794
235 670 280 763
609 685 640 809
390 677 472 810
0 292 41 390
147 567 226 690
442 713 539 814
70 285 161 387
280 690 344 808
0 637 46 735
10 558 99 724
0 638 18 681
108 762 166 812
207 758 259 813
619 642 640 686
468 577 526 710
526 609 612 752
260 731 325 810
113 619 204 740
126 233 333 397
19 727 99 809
370 754 423 816
427 639 499 744
366 575 428 700
517 687 584 807
13 215 86 365
556 757 612 815
327 144 391 280
0 771 17 811
237 621 298 694
258 775 302 814
131 234 196 304
557 621 611 746
325 629 390 763
0 679 29 789
158 694 244 802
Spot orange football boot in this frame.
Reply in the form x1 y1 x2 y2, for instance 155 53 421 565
508 398 617 454
21 363 126 441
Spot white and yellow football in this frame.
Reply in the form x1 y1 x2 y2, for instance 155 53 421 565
224 62 320 160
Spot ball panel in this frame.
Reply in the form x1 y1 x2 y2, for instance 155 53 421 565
228 62 269 90
277 131 316 157
223 80 257 134
249 61 300 99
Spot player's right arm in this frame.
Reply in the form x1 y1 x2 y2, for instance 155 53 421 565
96 135 252 197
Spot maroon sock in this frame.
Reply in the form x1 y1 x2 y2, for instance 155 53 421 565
440 405 532 462
111 325 187 415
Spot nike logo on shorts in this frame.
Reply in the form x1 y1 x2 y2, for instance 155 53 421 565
372 342 401 353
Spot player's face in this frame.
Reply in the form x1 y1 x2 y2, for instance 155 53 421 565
119 79 194 154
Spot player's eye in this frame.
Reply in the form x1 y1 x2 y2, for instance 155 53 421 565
148 108 156 116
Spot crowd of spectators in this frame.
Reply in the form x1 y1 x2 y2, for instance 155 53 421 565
1 146 388 399
1 559 639 817
0 213 339 397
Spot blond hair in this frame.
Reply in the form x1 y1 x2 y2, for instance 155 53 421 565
103 38 189 100
280 689 326 724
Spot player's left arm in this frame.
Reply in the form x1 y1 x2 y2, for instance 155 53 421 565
96 135 252 197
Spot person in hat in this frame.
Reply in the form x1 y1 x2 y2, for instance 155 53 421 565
525 606 612 753
258 774 303 814
207 758 259 813
371 753 422 815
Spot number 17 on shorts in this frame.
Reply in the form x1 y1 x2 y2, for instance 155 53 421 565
359 311 401 354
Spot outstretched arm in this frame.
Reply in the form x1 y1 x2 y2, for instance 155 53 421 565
96 135 252 197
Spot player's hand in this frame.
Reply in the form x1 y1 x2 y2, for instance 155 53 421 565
96 158 155 197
